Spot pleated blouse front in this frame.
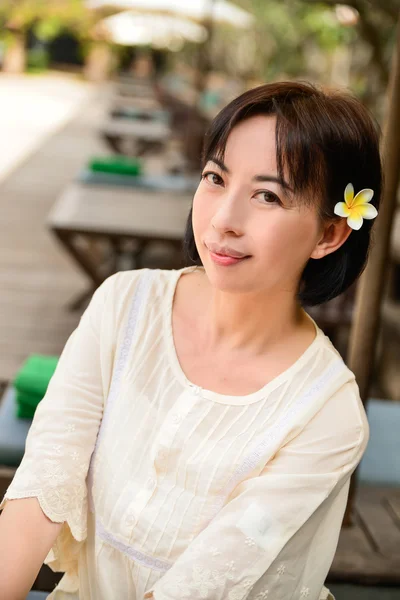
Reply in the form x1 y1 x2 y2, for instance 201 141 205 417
0 266 369 600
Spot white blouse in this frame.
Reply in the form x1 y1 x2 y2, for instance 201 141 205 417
0 266 369 600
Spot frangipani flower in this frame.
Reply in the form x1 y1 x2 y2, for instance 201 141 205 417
334 183 378 230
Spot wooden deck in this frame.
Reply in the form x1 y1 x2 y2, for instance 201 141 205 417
329 485 400 585
0 92 108 381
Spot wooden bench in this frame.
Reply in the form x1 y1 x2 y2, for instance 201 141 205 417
47 182 192 310
100 117 171 156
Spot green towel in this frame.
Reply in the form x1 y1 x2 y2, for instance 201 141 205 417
88 156 143 177
15 391 42 419
13 354 59 398
15 392 43 418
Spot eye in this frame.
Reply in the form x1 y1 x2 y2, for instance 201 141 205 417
202 171 224 186
254 190 281 205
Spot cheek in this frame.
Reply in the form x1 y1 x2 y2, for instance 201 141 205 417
256 218 317 269
192 189 210 236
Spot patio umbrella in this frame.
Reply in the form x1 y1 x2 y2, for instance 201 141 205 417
85 0 254 29
99 11 208 47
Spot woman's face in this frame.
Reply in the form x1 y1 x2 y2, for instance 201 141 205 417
192 115 323 295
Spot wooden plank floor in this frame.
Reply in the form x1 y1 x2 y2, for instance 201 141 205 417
0 84 169 382
0 89 116 381
329 485 400 584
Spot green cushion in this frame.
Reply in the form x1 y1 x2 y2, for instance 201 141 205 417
0 385 31 467
15 391 42 419
78 169 198 192
88 156 143 176
13 354 58 398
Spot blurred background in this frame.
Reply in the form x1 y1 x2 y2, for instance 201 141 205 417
0 1 399 598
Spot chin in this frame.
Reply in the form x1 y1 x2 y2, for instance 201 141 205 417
204 262 255 293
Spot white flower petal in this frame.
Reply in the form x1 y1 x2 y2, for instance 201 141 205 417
347 213 363 230
353 188 374 206
334 202 350 218
344 183 354 205
359 204 378 219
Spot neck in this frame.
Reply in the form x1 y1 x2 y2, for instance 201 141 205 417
196 271 307 356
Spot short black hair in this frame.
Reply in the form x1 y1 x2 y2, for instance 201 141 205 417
182 81 383 306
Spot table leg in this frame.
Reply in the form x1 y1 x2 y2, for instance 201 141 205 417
101 133 124 154
52 230 108 311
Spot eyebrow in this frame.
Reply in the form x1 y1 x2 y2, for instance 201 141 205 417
207 156 294 193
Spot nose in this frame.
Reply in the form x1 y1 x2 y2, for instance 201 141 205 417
210 190 245 236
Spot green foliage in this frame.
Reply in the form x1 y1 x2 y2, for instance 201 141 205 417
230 0 355 80
301 7 350 50
209 0 397 120
27 43 50 72
34 17 65 41
0 0 97 40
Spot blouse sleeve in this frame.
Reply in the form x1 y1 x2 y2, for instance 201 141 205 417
144 382 369 600
0 271 121 563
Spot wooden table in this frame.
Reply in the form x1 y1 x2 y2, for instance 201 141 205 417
47 182 192 310
101 117 171 156
116 83 155 98
112 94 163 112
109 106 170 124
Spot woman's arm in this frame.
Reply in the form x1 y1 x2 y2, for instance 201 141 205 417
0 271 125 597
144 382 369 600
0 497 63 600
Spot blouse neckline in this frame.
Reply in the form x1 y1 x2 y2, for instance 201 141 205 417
163 265 325 406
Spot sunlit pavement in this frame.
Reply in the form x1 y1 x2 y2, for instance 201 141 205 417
0 72 96 184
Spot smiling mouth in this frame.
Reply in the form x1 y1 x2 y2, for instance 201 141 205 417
214 251 250 259
205 243 251 260
207 249 252 266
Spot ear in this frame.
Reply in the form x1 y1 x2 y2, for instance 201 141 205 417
310 218 352 260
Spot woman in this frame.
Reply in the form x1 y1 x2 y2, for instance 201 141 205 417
0 81 381 600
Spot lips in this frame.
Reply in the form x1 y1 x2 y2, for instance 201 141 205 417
206 242 250 259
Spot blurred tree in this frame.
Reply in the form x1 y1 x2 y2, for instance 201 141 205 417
308 0 398 82
211 1 353 83
0 0 110 76
224 0 398 118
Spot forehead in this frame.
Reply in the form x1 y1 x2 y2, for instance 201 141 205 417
222 115 277 171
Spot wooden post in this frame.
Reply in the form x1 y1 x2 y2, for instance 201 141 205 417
83 41 114 82
343 10 400 526
2 30 26 74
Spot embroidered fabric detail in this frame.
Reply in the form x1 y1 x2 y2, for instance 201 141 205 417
254 590 269 599
201 358 346 527
88 269 155 511
276 564 285 577
228 578 254 600
2 485 87 541
95 516 173 572
245 537 256 547
160 561 254 600
3 457 88 540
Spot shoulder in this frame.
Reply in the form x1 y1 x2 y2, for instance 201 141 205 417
315 376 370 465
294 333 369 464
103 267 177 301
97 267 180 327
317 338 367 439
